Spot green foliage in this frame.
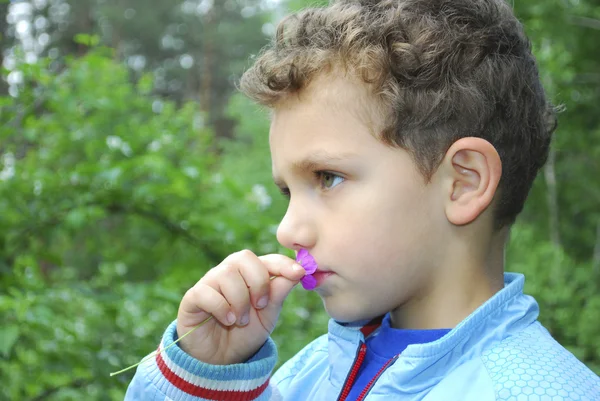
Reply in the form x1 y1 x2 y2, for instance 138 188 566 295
73 33 101 47
0 49 207 399
0 50 326 400
0 257 180 400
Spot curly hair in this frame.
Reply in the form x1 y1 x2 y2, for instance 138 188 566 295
239 0 559 228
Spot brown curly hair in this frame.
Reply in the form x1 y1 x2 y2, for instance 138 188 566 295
239 0 559 228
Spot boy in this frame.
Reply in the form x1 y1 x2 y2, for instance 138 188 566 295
125 0 600 400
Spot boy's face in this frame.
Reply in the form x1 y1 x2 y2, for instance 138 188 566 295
270 73 446 323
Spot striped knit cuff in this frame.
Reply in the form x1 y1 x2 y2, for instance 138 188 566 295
143 320 277 401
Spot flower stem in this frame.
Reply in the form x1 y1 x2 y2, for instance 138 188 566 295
109 315 213 377
110 276 281 377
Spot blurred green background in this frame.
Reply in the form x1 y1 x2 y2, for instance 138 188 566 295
0 0 598 399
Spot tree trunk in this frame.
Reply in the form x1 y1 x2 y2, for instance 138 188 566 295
200 8 214 118
544 147 561 248
593 220 600 274
0 2 11 96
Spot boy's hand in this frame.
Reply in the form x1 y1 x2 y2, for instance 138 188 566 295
176 250 305 365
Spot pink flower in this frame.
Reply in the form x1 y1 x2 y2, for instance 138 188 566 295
296 249 318 290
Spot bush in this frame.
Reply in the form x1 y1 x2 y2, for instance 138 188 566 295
0 50 328 400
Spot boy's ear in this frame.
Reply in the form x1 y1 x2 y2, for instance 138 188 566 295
440 137 502 226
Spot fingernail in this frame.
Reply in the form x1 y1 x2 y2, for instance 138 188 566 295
257 296 268 309
239 312 249 326
292 263 304 272
226 312 236 325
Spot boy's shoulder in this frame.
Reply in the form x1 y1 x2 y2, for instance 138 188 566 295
481 322 599 400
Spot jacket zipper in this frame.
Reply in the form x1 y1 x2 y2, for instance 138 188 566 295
354 354 400 401
336 344 400 401
336 343 367 401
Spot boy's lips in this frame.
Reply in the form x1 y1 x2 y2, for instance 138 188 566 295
311 270 335 287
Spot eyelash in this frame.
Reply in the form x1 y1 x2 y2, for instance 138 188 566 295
279 170 344 199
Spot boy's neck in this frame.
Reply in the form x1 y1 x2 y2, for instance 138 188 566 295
389 227 507 330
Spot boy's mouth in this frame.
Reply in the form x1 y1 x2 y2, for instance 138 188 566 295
311 270 335 287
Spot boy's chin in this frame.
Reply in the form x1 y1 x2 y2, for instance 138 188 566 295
323 301 384 325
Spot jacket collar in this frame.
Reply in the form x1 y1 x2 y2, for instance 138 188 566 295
325 273 539 390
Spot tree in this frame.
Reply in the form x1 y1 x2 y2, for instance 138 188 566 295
3 0 273 138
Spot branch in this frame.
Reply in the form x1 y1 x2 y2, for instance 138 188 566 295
573 73 600 84
12 197 221 262
106 202 221 261
568 15 600 30
7 94 46 130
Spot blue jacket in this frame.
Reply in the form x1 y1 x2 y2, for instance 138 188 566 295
125 273 600 400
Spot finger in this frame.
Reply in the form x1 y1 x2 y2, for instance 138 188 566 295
217 266 252 326
258 254 306 281
179 283 236 327
234 250 271 310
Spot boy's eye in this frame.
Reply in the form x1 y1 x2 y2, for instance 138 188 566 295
277 172 344 200
317 171 344 189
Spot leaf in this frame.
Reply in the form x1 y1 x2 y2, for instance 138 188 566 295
137 73 154 95
0 325 19 357
73 33 100 47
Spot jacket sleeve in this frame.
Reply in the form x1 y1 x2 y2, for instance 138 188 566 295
124 321 281 401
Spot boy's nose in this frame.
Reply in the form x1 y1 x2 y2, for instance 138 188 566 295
276 202 316 251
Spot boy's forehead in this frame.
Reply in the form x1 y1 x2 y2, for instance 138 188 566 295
269 72 386 142
269 79 368 149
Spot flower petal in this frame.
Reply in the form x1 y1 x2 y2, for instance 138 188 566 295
296 249 318 275
301 274 318 290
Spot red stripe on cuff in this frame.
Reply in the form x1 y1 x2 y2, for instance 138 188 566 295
155 351 270 401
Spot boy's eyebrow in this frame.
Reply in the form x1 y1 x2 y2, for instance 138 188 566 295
272 151 359 188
